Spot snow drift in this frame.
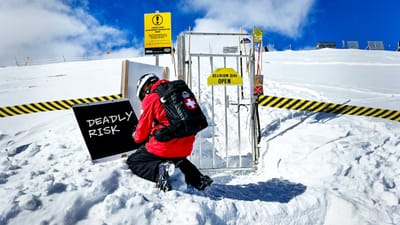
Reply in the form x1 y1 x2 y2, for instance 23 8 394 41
1 49 400 225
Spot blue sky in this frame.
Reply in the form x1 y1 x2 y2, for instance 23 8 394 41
0 0 399 66
80 0 400 50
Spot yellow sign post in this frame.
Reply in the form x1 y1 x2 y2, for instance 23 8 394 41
253 27 263 43
207 68 243 85
144 12 172 55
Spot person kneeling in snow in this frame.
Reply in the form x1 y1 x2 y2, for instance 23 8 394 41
127 73 213 192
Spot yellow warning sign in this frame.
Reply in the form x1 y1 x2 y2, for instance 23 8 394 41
207 68 243 85
144 12 172 55
253 27 263 43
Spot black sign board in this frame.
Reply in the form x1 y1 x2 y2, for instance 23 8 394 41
73 99 141 162
145 47 172 55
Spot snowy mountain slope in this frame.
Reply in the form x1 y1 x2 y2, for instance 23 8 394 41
1 49 400 225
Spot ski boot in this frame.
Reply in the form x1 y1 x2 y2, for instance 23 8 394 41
156 161 175 192
197 175 213 191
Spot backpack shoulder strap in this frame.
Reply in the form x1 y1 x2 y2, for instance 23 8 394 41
154 81 179 104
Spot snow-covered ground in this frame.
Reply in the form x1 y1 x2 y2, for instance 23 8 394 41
1 49 400 225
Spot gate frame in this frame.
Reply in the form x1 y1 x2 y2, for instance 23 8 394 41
177 31 260 171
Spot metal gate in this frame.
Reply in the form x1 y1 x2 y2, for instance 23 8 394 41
177 32 260 171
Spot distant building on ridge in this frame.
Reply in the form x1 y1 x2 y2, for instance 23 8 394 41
367 41 384 50
316 42 337 49
347 41 360 49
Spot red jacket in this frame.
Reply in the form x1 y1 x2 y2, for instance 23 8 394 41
134 79 195 158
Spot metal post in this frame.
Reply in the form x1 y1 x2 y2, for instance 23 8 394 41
177 35 186 80
249 31 257 165
155 55 159 66
210 56 216 168
236 55 242 167
223 56 228 168
197 55 202 167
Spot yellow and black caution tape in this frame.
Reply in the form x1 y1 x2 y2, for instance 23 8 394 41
0 94 122 118
258 95 400 123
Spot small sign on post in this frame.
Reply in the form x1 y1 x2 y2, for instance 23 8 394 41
223 46 238 54
73 99 141 162
253 28 263 43
207 68 243 85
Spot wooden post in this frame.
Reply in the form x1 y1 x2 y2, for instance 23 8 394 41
121 60 129 98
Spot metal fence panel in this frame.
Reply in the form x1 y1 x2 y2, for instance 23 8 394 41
178 32 258 171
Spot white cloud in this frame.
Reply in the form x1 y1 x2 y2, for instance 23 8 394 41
0 0 133 66
184 0 315 36
0 0 316 66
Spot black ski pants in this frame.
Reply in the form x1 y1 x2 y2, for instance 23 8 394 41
126 145 203 188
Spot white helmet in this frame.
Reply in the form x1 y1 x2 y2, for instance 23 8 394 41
136 73 159 101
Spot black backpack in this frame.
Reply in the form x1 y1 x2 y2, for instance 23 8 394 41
153 80 208 142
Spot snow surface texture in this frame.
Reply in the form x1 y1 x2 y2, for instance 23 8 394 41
1 49 400 225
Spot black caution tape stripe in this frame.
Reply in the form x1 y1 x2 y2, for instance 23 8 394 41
258 95 400 123
0 94 122 118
